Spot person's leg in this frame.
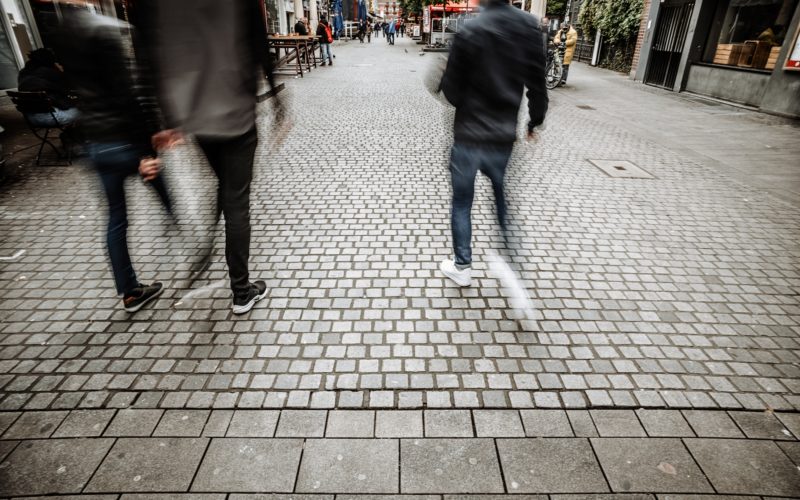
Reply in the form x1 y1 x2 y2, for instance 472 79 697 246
478 143 514 246
449 142 481 268
561 64 570 84
197 128 257 298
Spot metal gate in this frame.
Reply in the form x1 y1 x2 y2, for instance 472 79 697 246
644 0 694 89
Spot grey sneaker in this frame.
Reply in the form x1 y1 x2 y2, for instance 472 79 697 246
232 280 268 315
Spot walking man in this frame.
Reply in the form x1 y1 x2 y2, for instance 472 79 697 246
386 18 396 45
317 15 334 65
438 0 548 286
138 0 287 314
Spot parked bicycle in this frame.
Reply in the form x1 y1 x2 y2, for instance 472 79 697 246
545 41 565 90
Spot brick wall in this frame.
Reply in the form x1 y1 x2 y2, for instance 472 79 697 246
630 0 652 78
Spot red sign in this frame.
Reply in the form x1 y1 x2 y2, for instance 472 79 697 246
786 25 800 71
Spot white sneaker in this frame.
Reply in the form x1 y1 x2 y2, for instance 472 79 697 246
486 250 537 321
440 259 472 287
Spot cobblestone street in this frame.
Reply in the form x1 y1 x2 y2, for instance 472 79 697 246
1 35 799 497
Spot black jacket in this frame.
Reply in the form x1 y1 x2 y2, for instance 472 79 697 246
295 21 308 35
18 65 73 110
317 21 331 42
440 0 548 144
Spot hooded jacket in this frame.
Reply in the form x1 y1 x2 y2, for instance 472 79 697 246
440 0 548 143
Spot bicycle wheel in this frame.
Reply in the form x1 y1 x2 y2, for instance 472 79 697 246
546 59 562 90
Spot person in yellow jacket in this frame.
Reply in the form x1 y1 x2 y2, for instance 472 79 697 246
554 24 577 85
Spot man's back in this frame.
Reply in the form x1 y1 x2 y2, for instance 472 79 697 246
440 0 548 144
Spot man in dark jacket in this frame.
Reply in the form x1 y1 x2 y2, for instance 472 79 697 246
317 16 333 65
17 48 79 127
295 18 309 35
438 0 548 287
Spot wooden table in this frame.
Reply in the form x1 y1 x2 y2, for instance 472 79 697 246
268 35 320 77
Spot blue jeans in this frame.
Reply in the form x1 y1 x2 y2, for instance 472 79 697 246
26 107 80 128
320 43 332 63
87 142 172 296
449 141 513 267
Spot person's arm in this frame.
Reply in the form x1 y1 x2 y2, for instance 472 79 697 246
567 29 577 48
525 24 548 134
440 30 469 107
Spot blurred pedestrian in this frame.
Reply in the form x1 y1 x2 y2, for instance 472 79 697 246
386 18 396 45
53 0 173 312
137 0 288 314
554 24 577 85
18 48 80 128
317 15 334 65
358 19 367 43
437 0 548 287
398 20 404 38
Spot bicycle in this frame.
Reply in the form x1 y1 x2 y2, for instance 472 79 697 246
545 42 564 90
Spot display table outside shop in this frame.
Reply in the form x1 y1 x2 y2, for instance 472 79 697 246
268 35 320 77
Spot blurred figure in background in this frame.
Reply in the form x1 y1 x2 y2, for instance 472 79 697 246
437 0 548 287
554 23 577 85
136 0 286 314
295 17 309 35
317 15 334 66
17 48 79 128
386 18 396 45
53 0 172 312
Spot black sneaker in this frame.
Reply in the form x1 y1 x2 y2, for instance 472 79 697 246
232 280 267 315
122 282 164 313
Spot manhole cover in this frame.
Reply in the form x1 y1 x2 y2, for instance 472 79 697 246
587 159 655 179
576 104 595 110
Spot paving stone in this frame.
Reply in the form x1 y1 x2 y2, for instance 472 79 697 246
590 410 646 437
568 410 599 437
202 410 233 437
777 441 800 466
104 409 163 437
0 438 113 496
226 410 279 437
473 410 524 437
636 410 695 437
325 410 375 437
0 439 18 462
550 496 654 500
52 409 115 438
153 410 210 437
728 411 794 440
0 412 20 435
192 438 303 492
86 438 207 493
296 439 399 493
685 439 800 496
520 410 574 437
681 411 744 438
654 496 758 500
776 412 800 439
376 410 423 437
592 438 713 493
424 409 473 437
275 410 327 437
401 438 504 493
2 410 68 439
230 496 333 500
497 438 608 493
123 495 226 499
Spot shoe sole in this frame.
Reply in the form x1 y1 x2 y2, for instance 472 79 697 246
440 261 471 287
124 286 164 313
232 288 268 315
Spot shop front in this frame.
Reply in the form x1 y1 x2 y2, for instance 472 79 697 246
635 0 800 117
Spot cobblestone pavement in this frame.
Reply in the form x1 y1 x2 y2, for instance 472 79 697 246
1 408 799 496
1 35 800 418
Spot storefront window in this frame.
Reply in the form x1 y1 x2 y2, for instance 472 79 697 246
709 0 798 70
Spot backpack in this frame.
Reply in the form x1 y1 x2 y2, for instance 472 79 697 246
323 23 333 43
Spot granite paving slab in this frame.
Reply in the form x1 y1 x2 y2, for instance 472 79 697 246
53 409 116 438
424 410 474 437
400 438 504 494
275 410 327 437
681 411 744 438
191 438 303 492
0 438 113 496
519 410 574 437
296 439 399 493
591 438 713 493
728 411 795 440
497 438 609 493
103 410 163 437
2 411 68 439
685 438 800 497
325 410 375 437
85 438 208 493
226 410 279 437
153 410 210 437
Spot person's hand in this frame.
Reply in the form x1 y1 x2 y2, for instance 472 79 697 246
527 130 539 143
139 156 162 182
271 99 293 150
152 129 184 151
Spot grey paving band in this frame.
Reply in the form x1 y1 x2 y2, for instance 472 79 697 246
1 409 799 497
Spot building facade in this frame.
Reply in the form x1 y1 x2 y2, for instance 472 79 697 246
632 0 800 118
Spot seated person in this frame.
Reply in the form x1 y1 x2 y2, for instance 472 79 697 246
17 48 79 127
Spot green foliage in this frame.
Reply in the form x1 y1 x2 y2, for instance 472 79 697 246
546 0 567 17
579 0 643 43
398 0 424 16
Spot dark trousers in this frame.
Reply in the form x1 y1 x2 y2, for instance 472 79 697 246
388 32 395 44
197 128 258 298
89 142 172 296
449 141 513 267
561 64 570 83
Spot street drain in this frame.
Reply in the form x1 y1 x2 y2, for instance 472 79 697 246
576 104 595 110
587 159 655 179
